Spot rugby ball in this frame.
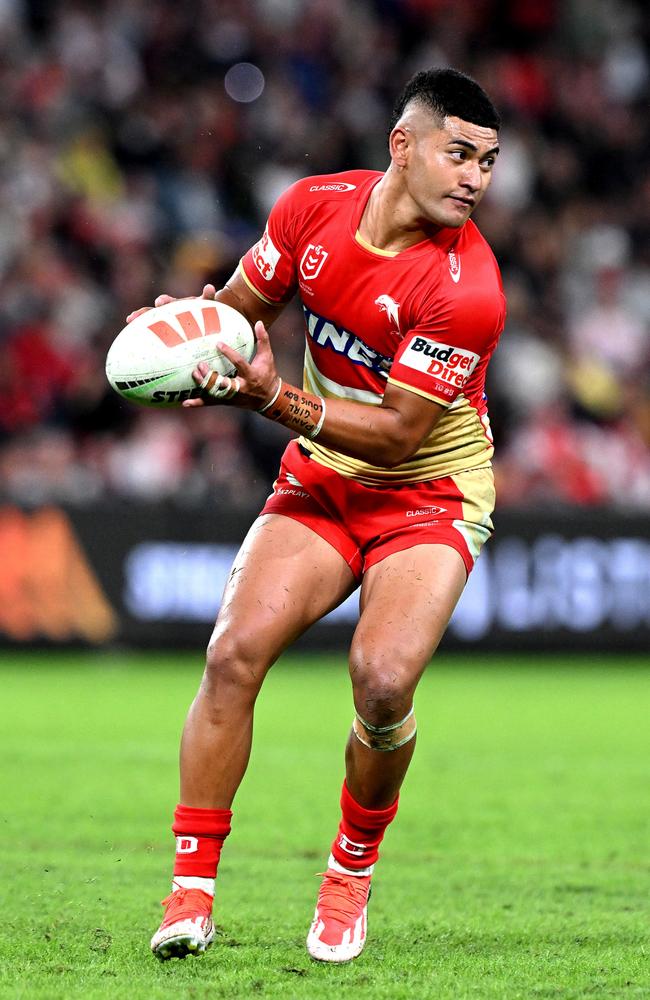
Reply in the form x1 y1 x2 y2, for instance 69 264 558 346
105 297 255 407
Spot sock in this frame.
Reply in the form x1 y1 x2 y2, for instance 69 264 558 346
329 780 399 875
171 804 232 887
172 875 216 895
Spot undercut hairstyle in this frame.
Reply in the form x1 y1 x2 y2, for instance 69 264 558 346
389 68 501 133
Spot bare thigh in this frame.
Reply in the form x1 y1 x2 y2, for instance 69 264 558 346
210 512 357 670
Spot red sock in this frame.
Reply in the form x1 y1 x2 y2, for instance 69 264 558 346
329 781 399 873
172 804 232 878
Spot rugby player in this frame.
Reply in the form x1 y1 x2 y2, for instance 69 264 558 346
143 68 505 963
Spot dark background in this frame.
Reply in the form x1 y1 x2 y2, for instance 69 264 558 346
0 0 648 650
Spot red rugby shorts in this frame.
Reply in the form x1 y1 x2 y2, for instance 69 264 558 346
260 441 495 580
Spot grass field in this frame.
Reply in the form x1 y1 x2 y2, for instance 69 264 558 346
1 650 649 1000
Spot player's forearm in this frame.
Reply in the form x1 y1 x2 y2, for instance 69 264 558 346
259 379 417 467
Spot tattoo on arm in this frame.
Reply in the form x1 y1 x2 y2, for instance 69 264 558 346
259 381 326 439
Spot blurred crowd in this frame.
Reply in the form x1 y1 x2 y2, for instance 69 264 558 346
0 0 648 511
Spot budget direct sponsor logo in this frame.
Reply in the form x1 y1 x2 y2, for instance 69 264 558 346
400 336 479 396
309 182 356 192
252 228 281 281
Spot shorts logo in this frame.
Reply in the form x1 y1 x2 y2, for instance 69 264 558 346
400 336 479 398
300 244 328 281
175 836 198 854
375 294 400 330
448 249 461 283
406 506 447 518
252 229 281 281
338 834 366 857
309 183 356 192
276 487 308 498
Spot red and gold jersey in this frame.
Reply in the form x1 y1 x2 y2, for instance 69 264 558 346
240 170 506 484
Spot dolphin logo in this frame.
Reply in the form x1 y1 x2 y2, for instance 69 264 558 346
375 294 400 329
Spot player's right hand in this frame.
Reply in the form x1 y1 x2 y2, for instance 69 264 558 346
125 284 217 324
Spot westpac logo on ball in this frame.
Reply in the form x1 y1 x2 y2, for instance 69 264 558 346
147 304 223 348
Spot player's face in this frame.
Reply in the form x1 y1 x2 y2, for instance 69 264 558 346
395 114 499 229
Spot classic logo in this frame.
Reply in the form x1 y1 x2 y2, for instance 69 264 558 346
448 249 461 283
300 244 329 281
406 505 447 518
375 294 400 330
175 836 198 854
252 228 281 281
400 336 479 397
338 834 366 857
309 182 356 192
148 305 221 348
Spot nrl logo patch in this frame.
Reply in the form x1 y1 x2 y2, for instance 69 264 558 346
300 244 329 281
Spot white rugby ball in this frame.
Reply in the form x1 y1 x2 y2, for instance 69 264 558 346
105 297 255 407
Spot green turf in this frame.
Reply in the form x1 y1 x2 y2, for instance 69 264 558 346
0 651 648 999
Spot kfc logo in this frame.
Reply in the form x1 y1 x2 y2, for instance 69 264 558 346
300 244 329 281
252 229 281 281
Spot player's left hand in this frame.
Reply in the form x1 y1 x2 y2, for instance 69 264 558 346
182 320 280 410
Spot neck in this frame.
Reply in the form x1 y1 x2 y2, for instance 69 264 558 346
358 166 442 252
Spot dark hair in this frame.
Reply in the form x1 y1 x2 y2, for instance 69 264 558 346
389 68 501 132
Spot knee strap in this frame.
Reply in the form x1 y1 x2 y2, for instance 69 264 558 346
352 706 417 752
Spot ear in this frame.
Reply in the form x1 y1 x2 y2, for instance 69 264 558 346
389 124 411 168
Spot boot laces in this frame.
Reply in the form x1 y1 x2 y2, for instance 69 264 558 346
316 871 370 922
160 888 213 924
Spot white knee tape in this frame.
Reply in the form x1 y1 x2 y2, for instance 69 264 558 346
352 706 417 752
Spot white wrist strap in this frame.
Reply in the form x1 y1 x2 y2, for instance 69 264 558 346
257 377 282 413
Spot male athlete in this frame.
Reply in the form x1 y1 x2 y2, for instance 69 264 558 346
142 68 505 963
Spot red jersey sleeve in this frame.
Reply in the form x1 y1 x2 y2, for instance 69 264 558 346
389 328 484 407
389 247 505 407
239 183 301 305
